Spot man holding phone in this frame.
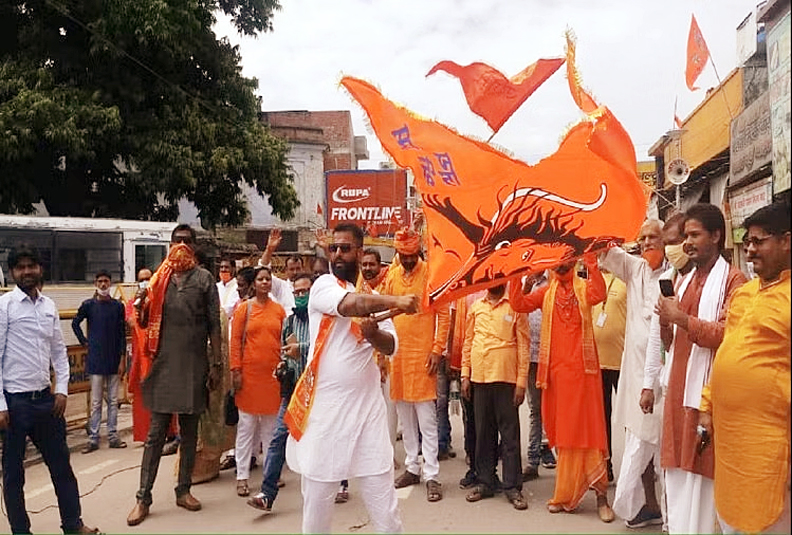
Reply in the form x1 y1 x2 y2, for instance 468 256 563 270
654 204 746 534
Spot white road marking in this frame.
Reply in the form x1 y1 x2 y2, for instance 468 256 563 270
78 459 119 475
26 483 54 499
395 486 413 500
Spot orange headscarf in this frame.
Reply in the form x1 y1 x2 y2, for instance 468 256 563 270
394 228 421 255
140 243 197 379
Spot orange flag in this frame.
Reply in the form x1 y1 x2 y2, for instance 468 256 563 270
316 202 323 215
341 50 646 307
686 14 710 91
426 57 565 133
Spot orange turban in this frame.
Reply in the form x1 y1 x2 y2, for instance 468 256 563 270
394 228 421 255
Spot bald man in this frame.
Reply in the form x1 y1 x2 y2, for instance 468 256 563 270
600 220 666 528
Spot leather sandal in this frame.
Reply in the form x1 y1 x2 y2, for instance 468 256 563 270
504 489 528 510
394 470 420 489
236 480 250 497
547 503 564 513
465 484 494 503
426 480 443 502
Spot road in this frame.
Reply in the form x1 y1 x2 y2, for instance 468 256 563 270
12 405 662 533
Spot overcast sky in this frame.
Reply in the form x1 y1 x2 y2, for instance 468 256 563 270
215 0 761 168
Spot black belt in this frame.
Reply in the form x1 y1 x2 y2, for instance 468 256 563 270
4 387 51 400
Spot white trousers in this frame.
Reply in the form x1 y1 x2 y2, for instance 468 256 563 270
664 468 716 534
235 410 276 481
613 429 665 522
396 400 439 481
381 375 397 452
301 471 403 534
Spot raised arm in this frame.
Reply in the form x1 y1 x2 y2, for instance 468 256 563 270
337 293 419 318
600 246 643 283
508 278 548 314
585 257 607 306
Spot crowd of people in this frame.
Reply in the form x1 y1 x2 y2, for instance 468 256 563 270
0 200 788 534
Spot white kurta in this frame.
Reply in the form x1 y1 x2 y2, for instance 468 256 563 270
286 274 397 482
602 247 665 444
217 279 239 318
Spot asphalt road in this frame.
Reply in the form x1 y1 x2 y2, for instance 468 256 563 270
10 404 662 533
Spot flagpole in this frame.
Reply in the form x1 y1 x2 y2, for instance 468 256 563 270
708 56 734 120
486 132 496 143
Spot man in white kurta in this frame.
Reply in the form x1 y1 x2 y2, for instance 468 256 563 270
286 224 418 534
601 220 666 528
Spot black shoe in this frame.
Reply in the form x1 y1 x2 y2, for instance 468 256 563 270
607 461 615 483
81 442 99 454
626 506 663 529
522 464 539 482
109 439 127 449
459 471 478 489
540 446 556 469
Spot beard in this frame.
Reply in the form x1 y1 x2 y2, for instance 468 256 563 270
333 258 359 284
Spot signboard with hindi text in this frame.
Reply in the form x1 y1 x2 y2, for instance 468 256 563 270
326 169 408 236
729 177 773 242
730 91 772 187
767 11 791 194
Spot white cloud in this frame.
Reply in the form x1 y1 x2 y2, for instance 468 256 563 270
216 0 762 167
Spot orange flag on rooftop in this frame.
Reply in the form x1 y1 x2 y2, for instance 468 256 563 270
341 42 646 307
426 58 565 133
686 14 710 91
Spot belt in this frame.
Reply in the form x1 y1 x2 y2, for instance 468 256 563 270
5 387 51 400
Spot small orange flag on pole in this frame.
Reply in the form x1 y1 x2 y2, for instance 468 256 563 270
316 203 323 215
685 14 710 91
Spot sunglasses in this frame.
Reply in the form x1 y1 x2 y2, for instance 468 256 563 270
328 243 354 253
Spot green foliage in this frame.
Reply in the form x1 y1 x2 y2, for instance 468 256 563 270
0 0 297 229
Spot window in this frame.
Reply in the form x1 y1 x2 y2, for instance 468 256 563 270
135 244 167 273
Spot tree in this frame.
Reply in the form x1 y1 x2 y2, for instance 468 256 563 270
0 0 298 229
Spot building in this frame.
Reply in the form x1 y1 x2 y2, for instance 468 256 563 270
647 3 791 272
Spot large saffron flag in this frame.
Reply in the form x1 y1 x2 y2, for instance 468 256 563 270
686 14 710 91
341 44 646 307
426 58 565 133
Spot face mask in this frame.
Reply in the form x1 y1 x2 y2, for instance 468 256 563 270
219 272 232 284
138 281 149 290
642 248 665 270
294 294 309 310
96 288 111 297
664 243 689 271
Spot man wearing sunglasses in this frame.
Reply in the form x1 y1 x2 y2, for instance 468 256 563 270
286 223 419 534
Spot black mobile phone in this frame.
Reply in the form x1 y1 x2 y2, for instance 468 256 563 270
659 279 675 297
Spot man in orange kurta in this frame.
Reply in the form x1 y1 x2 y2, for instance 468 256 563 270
656 204 747 534
509 255 615 523
383 230 450 502
698 202 791 534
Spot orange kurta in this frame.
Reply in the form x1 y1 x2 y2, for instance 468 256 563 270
660 264 746 478
383 260 450 402
510 268 609 509
230 298 286 415
700 270 791 533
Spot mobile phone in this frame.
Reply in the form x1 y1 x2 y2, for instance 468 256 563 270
659 279 675 298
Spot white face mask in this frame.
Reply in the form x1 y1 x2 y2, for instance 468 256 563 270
96 288 111 297
664 243 689 270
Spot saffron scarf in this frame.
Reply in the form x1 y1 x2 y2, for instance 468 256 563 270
536 275 598 388
140 243 197 379
285 277 361 441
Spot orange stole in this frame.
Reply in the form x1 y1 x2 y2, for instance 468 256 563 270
141 243 196 379
284 314 335 441
537 276 598 388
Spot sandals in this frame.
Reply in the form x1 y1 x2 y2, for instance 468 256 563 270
394 470 420 489
236 480 250 497
547 503 564 513
426 480 443 502
465 484 494 503
596 494 615 523
334 487 349 504
504 489 528 510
